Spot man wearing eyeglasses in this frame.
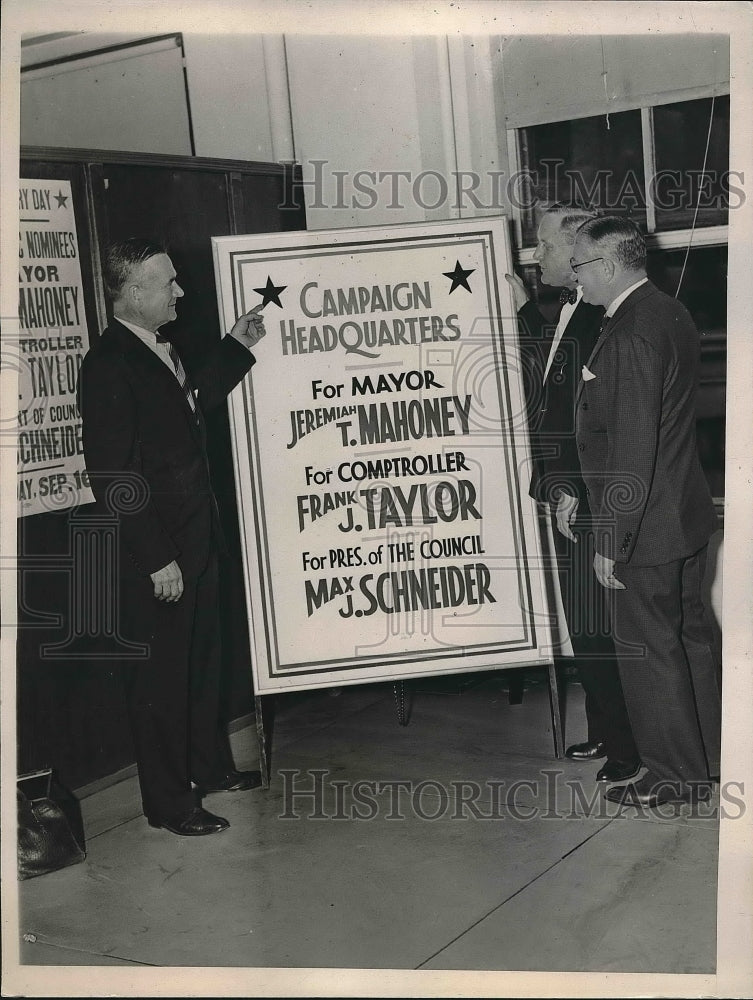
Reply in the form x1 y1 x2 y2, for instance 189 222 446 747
571 216 721 808
506 203 639 785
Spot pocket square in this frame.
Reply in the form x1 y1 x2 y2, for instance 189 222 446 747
581 365 597 382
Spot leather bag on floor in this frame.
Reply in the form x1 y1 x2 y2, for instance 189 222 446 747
17 770 86 880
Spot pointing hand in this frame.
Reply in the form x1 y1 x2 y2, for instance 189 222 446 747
230 303 267 348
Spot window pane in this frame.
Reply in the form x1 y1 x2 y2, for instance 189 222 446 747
518 110 646 244
646 244 727 336
653 96 730 231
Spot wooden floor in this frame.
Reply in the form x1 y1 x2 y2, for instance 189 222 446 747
11 674 722 995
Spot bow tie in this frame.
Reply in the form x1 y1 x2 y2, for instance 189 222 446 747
559 288 578 305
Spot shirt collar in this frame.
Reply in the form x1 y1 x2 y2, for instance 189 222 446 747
115 315 163 343
606 277 648 318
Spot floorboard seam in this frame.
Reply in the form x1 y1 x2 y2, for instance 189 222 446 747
87 813 144 841
413 816 619 969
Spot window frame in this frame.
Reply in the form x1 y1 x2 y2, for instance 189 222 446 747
506 97 728 500
507 95 730 264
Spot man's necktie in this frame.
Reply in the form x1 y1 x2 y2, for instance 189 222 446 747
559 287 578 305
157 335 197 416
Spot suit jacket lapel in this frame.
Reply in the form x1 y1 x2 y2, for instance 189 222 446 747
106 321 204 441
576 281 656 403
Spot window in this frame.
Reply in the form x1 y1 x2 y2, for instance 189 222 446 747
653 96 730 231
518 109 646 245
646 245 727 338
510 94 730 495
512 94 730 247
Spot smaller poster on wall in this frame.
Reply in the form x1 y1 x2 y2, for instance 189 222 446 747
212 218 554 695
17 179 94 516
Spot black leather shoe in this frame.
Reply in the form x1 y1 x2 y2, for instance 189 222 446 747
565 740 606 760
148 806 230 836
596 758 642 782
604 774 713 808
196 769 262 794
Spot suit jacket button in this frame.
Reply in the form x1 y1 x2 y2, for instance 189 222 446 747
585 486 590 496
578 443 585 452
581 400 588 410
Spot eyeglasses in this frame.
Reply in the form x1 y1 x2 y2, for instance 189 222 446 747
570 256 604 272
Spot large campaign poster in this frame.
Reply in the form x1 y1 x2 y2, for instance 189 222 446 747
212 218 553 694
17 179 94 516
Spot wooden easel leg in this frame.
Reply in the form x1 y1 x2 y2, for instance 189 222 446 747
254 694 271 789
508 670 525 705
547 663 565 759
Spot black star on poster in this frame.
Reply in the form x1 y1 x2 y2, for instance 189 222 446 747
443 260 475 293
253 276 287 308
54 190 68 209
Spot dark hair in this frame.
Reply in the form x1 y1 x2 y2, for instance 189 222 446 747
575 216 646 271
103 238 167 300
546 202 602 239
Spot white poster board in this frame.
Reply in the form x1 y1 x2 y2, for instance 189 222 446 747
17 178 94 516
212 218 554 694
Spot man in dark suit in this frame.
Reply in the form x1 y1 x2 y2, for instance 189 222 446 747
572 216 721 806
506 204 639 782
78 238 267 836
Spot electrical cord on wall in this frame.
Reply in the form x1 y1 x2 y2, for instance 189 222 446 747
675 95 716 298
